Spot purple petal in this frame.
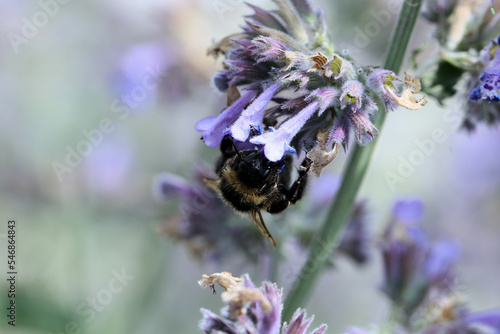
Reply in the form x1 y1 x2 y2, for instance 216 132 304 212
306 87 339 115
153 173 198 200
195 90 257 147
340 80 364 111
282 309 312 334
392 198 424 223
231 82 281 142
250 101 319 161
256 282 283 334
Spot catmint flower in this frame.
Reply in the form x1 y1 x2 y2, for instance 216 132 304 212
420 2 500 130
340 80 364 111
380 199 460 317
469 37 500 102
461 35 500 130
250 101 320 162
196 90 258 147
196 0 426 172
198 272 327 334
231 82 282 142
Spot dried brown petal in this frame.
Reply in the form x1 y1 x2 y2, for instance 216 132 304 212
307 51 328 72
384 74 427 110
307 129 338 177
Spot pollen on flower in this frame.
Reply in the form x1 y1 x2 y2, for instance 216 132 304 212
199 272 272 318
198 272 243 293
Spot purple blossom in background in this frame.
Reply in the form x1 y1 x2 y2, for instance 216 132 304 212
154 164 269 261
380 199 460 316
112 42 170 111
470 36 500 102
83 140 133 194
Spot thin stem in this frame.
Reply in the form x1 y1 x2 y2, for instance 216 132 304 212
282 0 423 321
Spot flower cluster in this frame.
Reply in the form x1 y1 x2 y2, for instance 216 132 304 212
368 198 500 333
196 0 425 170
464 35 500 130
198 272 326 334
420 1 500 130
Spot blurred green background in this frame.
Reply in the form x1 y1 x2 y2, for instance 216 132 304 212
1 0 499 333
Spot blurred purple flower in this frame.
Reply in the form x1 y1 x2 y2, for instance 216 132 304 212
113 42 171 110
154 164 267 261
83 140 133 194
380 199 460 316
422 309 500 334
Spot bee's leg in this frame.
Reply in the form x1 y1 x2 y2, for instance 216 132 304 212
267 195 290 213
281 158 312 204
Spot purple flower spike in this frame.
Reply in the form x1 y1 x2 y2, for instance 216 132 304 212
196 90 257 147
251 101 320 161
231 82 281 142
340 80 364 111
380 201 460 315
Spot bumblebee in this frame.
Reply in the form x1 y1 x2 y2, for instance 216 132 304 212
203 135 311 246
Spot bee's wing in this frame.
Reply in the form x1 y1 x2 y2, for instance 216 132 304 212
250 210 276 247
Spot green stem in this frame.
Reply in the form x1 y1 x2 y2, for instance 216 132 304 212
282 0 423 321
